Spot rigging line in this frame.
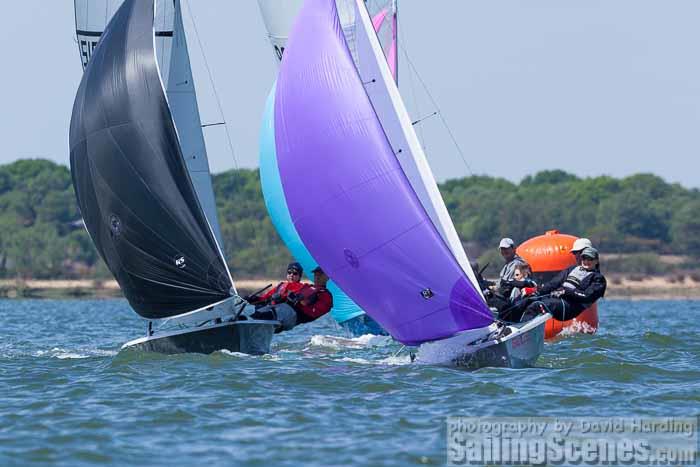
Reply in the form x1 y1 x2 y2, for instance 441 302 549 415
182 0 240 170
399 41 475 177
392 345 406 359
412 111 438 126
398 31 426 147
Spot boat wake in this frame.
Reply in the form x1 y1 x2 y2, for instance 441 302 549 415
558 320 597 337
307 334 393 350
219 350 281 361
337 355 412 366
34 347 117 360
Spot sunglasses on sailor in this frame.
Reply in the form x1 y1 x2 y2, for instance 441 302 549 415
287 270 300 276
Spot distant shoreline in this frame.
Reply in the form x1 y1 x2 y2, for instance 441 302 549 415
1 277 700 300
0 279 272 300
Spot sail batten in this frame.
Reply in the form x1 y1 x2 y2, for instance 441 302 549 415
70 0 232 319
274 0 493 345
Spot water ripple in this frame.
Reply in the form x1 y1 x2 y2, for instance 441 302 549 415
0 299 698 466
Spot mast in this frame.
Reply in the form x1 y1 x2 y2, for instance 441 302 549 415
393 0 398 85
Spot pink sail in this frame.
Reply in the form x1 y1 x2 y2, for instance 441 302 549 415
371 6 397 81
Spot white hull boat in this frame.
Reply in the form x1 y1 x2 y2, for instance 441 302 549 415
417 314 549 369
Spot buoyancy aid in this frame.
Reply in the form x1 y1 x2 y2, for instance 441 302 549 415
292 284 333 323
562 266 594 291
258 281 307 305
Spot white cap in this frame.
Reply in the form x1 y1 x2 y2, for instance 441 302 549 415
499 238 515 249
571 238 593 253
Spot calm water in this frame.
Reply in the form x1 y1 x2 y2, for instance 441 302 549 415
0 299 698 466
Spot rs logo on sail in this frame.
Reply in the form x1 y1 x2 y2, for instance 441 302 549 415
174 255 187 269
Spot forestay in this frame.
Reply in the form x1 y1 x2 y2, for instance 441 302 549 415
274 0 493 345
69 0 233 319
74 0 224 249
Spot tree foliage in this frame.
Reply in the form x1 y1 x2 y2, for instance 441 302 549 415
0 159 698 279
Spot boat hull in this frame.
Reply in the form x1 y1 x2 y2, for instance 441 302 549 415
417 314 549 370
467 315 547 369
122 320 278 355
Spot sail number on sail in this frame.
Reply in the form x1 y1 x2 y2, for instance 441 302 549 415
76 32 100 69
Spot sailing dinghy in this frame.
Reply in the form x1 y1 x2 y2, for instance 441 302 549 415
273 0 549 368
70 0 278 355
257 0 397 336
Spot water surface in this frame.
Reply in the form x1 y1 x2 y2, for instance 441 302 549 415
0 299 697 466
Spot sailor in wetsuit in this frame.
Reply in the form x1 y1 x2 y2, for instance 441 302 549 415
513 247 607 322
249 266 333 332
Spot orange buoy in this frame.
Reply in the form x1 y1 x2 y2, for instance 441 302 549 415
516 230 599 339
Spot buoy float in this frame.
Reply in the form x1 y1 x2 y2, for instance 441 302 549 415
517 230 599 339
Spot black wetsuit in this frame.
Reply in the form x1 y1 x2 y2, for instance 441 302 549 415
509 265 606 322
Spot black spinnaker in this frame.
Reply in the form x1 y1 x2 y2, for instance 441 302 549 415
69 0 233 319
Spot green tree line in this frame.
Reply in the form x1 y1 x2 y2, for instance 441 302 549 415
1 160 698 279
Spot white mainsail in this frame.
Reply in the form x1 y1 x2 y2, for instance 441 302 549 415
74 0 225 249
256 0 303 61
349 0 485 297
257 0 396 71
164 1 224 249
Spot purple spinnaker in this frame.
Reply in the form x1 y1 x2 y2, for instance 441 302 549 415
274 0 493 345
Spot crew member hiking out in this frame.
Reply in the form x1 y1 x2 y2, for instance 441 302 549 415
509 247 607 323
248 266 333 333
248 262 306 307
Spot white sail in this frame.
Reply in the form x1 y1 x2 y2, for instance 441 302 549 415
74 0 225 250
350 0 484 297
257 0 303 62
75 0 173 72
74 0 122 69
336 0 397 81
165 0 224 249
257 0 396 71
